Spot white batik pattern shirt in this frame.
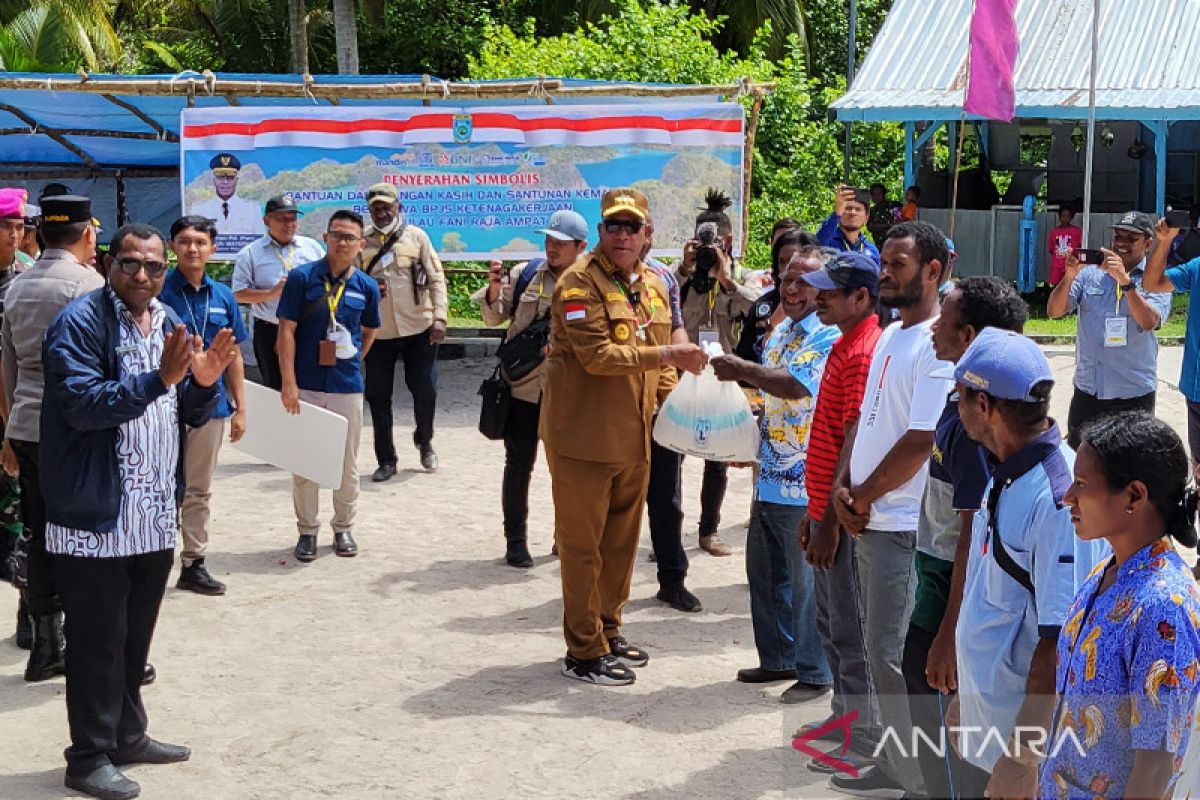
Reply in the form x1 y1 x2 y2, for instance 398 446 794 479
46 292 180 558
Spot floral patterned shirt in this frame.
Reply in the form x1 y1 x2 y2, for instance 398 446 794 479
1042 538 1200 799
755 311 838 506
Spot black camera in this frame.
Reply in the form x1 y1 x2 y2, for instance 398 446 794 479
691 221 721 294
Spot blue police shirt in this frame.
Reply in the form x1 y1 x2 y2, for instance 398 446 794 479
275 258 382 394
815 213 881 264
1066 260 1172 399
1165 256 1200 402
158 269 248 419
955 422 1110 771
1041 539 1200 800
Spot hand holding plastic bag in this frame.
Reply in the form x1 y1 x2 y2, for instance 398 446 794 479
653 343 760 462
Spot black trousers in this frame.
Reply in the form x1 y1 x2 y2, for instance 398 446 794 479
364 331 439 467
55 548 172 775
902 623 991 800
647 439 688 588
12 439 56 616
1066 387 1155 449
1187 398 1200 464
502 398 540 542
698 459 728 536
252 318 282 391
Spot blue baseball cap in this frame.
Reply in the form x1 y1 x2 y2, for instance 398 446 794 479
800 251 880 295
954 327 1053 401
537 209 589 243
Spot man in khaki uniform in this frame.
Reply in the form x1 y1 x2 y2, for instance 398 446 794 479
541 188 706 686
472 210 588 569
361 182 448 479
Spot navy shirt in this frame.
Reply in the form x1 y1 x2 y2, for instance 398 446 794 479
276 258 381 394
159 269 248 419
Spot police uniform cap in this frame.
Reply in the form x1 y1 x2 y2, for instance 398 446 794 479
210 153 241 176
600 188 649 221
40 195 92 225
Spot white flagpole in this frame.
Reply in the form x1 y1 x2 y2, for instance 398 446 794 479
1081 0 1100 243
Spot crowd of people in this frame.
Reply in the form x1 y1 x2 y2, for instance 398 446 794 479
0 175 1199 800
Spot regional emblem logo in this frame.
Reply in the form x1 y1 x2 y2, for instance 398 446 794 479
452 114 473 144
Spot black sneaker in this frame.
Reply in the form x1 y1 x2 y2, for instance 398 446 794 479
505 541 533 568
561 654 636 686
828 764 905 798
371 463 396 482
606 636 649 667
176 560 226 596
419 444 438 472
656 585 702 613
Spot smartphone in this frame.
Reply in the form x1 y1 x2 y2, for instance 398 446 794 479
1166 208 1191 229
853 187 871 208
1075 248 1106 265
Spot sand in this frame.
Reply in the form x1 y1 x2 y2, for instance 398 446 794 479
0 346 1193 799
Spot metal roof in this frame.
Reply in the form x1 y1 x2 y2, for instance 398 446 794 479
832 0 1200 122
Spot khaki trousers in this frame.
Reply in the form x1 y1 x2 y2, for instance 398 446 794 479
180 416 227 567
545 447 649 660
293 390 363 536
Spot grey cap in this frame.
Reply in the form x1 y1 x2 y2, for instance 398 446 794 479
537 209 588 243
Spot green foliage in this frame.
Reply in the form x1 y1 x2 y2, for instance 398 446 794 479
447 268 489 321
469 0 905 270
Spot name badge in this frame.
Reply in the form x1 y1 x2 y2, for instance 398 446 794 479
209 308 228 318
379 251 395 268
115 344 138 355
1104 316 1128 348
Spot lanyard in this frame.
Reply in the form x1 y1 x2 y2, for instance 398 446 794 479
613 274 658 340
186 285 211 341
706 283 719 326
324 278 346 327
272 241 297 272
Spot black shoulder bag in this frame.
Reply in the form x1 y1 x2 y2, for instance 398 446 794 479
986 481 1036 595
478 364 511 440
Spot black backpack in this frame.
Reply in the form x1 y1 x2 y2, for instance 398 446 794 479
496 259 550 383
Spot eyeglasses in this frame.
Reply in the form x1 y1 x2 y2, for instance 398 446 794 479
115 257 167 277
603 218 644 235
326 231 363 244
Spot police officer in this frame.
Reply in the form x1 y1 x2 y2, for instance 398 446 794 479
361 182 448 477
471 210 588 568
674 189 760 557
541 188 706 686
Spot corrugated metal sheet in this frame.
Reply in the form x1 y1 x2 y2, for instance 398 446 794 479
833 0 1200 120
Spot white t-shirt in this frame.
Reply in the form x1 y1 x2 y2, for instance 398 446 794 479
849 317 953 531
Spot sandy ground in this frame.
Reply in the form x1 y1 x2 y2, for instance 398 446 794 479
0 345 1194 800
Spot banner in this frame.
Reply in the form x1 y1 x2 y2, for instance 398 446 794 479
964 0 1020 122
180 103 745 260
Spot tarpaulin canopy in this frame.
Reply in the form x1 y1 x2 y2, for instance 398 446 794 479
0 72 761 174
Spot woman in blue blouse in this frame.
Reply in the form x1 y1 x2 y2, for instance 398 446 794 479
1043 414 1200 799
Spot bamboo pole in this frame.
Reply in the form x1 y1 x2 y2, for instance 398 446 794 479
740 88 765 256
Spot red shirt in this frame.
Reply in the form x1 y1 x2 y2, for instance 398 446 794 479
805 315 883 523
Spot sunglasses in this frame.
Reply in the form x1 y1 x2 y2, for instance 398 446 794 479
603 218 644 235
115 257 167 277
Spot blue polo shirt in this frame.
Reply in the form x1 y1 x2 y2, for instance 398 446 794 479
275 258 381 394
158 268 248 419
815 213 881 264
1166 256 1200 401
1066 260 1172 399
955 422 1110 771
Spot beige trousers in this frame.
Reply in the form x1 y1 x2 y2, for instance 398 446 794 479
293 390 363 536
180 416 227 567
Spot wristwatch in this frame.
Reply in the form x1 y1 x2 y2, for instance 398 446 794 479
1120 281 1136 291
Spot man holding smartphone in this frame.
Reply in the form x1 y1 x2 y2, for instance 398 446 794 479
1046 211 1171 448
816 186 880 264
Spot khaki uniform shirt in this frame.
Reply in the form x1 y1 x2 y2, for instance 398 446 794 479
362 222 448 339
540 252 677 464
470 261 557 404
675 264 758 354
2 249 105 442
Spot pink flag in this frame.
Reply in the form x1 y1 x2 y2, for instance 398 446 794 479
964 0 1020 121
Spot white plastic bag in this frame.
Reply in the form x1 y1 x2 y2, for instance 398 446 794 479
653 345 759 462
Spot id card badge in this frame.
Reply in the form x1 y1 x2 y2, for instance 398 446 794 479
328 322 358 359
1104 316 1128 348
379 251 395 269
698 327 720 351
318 339 337 366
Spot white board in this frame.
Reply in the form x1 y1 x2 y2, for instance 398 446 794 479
232 382 349 489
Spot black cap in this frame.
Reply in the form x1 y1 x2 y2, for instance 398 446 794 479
210 153 241 174
1112 211 1155 238
40 195 92 225
264 194 303 215
40 183 70 203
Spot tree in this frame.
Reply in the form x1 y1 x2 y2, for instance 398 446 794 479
330 0 356 73
0 0 122 70
288 0 308 72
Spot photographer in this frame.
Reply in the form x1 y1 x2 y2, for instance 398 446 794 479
674 189 759 557
816 186 880 264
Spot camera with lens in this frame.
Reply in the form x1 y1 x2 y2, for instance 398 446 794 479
691 221 722 294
